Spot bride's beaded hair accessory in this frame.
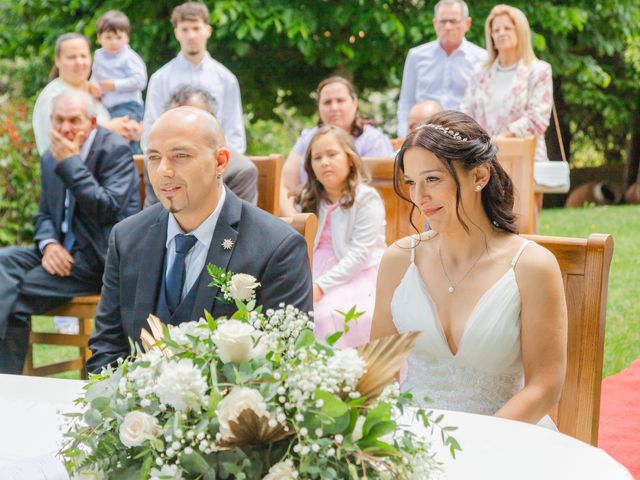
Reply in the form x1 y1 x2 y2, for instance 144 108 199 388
418 123 469 142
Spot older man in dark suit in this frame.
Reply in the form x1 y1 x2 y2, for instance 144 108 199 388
0 89 140 373
87 107 313 373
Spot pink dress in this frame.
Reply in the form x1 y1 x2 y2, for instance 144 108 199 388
313 202 379 348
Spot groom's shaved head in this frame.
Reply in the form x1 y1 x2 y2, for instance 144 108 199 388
153 106 225 150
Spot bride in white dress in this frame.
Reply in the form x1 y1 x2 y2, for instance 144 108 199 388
372 111 567 426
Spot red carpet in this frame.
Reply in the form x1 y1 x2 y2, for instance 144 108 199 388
599 359 640 478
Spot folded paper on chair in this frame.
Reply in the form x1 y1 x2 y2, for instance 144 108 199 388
534 161 571 194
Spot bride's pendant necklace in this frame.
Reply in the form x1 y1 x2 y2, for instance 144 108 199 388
438 245 485 293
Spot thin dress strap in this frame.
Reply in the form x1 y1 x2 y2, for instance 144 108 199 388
409 236 416 263
510 240 533 268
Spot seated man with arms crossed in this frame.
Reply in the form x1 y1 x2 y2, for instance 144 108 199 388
88 107 313 373
0 90 140 373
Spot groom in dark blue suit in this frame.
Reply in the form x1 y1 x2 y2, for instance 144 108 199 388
0 90 140 373
87 107 313 373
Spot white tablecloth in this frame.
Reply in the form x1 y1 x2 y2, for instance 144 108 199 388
403 409 633 479
0 374 84 465
0 374 633 479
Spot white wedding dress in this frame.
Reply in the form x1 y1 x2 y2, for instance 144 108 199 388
391 239 555 427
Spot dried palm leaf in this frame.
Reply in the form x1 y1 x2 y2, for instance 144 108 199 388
139 314 173 357
356 331 421 403
216 409 293 449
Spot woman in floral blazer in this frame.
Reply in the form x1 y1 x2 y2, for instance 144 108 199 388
462 4 553 223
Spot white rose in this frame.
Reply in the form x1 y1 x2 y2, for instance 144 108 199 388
212 320 259 363
118 411 161 447
217 387 269 440
229 273 260 301
263 461 297 480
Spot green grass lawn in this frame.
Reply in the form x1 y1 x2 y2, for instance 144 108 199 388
538 204 640 377
31 316 82 379
33 204 639 379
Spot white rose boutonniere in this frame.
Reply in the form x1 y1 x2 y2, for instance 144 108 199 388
119 411 161 447
216 387 269 440
208 264 260 304
229 273 260 302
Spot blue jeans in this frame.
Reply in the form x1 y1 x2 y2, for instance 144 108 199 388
108 101 144 154
108 101 144 122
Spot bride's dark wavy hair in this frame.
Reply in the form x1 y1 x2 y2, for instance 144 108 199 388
394 111 518 234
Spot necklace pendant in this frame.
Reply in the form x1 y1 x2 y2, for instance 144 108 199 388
448 286 455 293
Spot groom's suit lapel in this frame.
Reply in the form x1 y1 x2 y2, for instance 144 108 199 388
133 207 169 334
190 189 242 321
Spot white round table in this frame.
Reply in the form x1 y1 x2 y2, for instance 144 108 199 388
0 374 632 479
404 408 633 480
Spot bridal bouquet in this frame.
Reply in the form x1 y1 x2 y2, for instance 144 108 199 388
60 267 459 479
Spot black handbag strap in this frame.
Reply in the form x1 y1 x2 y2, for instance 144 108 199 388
552 101 567 163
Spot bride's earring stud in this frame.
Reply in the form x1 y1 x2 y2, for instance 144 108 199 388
475 184 482 192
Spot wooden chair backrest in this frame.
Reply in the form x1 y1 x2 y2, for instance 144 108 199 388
281 213 318 269
391 137 404 151
133 154 146 207
496 137 536 234
249 154 284 215
24 295 100 378
523 233 614 446
363 157 423 245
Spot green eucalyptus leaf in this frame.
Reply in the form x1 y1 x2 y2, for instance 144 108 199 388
315 390 348 418
180 451 210 475
294 329 315 350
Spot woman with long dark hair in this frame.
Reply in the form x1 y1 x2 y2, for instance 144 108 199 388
371 111 567 427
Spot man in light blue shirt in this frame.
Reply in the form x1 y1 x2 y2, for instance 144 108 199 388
142 2 246 153
397 0 487 137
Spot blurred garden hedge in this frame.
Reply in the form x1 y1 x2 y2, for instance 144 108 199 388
0 97 40 245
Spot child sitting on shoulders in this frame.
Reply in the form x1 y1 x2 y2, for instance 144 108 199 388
89 10 147 125
297 125 387 348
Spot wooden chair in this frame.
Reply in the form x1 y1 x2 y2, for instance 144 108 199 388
133 154 146 206
391 137 404 151
523 233 614 446
363 157 424 245
496 137 536 234
249 154 284 215
23 295 99 378
281 212 318 269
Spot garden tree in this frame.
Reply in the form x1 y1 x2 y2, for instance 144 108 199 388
1 0 639 185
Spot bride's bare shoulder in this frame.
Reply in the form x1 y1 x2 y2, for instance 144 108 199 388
383 231 437 264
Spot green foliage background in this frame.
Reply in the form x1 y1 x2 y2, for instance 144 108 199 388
2 1 639 123
1 0 639 246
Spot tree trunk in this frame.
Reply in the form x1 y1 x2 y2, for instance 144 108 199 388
624 93 640 190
